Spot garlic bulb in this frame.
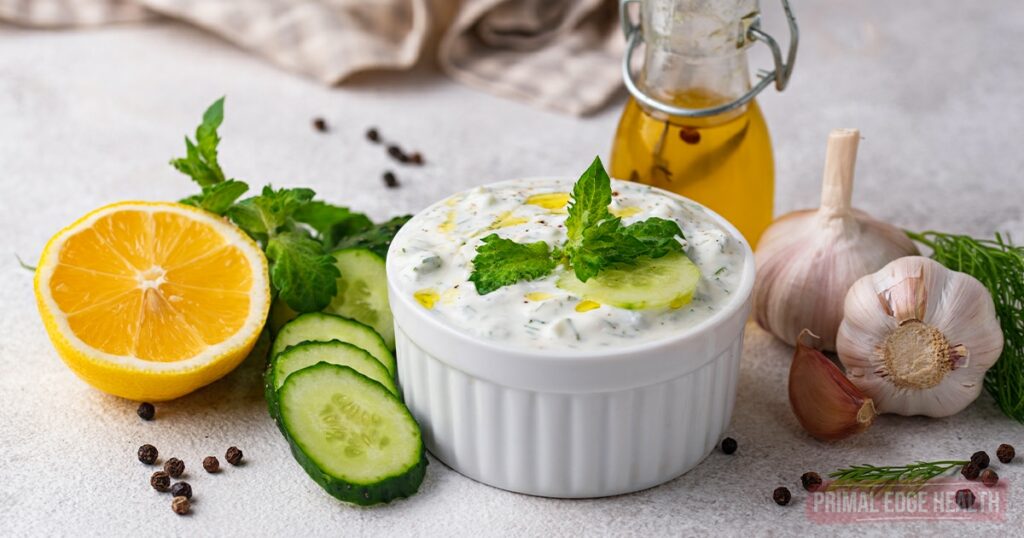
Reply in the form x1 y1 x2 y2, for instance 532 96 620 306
754 128 919 351
837 256 1004 417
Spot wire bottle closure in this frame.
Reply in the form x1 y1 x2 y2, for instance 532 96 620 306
620 0 799 119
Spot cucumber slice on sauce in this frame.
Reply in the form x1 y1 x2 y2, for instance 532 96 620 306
272 313 396 377
327 248 395 351
557 253 701 310
277 363 426 506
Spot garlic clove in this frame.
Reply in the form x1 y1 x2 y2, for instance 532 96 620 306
837 256 1004 417
754 129 919 351
789 330 876 442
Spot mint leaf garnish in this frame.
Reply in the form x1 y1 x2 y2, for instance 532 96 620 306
564 157 683 282
469 234 558 295
467 156 686 293
565 156 615 254
266 231 340 312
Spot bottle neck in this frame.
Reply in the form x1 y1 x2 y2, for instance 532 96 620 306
637 0 757 123
639 49 752 118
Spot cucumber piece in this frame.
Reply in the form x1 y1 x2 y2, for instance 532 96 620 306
557 253 701 310
264 341 398 425
272 341 397 395
326 248 395 351
278 363 426 506
272 313 396 377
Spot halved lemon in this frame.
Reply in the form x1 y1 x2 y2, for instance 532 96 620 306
34 201 271 401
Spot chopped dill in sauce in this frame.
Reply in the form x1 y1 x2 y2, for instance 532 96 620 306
390 178 745 351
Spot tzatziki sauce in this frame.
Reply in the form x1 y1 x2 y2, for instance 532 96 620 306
389 178 747 351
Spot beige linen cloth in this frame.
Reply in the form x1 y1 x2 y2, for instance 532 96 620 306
0 0 623 115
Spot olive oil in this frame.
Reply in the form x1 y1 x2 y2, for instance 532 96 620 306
610 93 774 247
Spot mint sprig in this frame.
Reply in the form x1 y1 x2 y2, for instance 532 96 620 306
171 97 408 313
468 156 684 294
565 157 684 281
171 97 228 189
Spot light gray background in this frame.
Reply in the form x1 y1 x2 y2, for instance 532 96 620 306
1 1 1022 536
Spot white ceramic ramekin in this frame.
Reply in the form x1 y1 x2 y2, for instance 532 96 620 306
386 179 755 498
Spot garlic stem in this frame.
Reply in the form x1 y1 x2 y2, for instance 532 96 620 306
818 129 860 220
753 128 919 351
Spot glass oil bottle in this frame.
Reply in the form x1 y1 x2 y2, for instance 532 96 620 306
610 0 798 247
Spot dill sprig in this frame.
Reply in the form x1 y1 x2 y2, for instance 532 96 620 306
829 460 968 492
907 231 1024 423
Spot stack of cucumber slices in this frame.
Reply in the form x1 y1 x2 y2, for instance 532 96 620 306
265 249 426 506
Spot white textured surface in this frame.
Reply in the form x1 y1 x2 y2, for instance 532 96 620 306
2 1 1024 536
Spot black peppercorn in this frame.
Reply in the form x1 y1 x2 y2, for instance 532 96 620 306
136 402 155 421
164 457 184 478
772 487 791 506
203 456 220 473
955 488 975 510
409 152 424 165
171 496 190 515
387 145 409 163
720 437 737 455
961 462 981 480
679 127 701 145
971 451 990 469
226 446 243 466
997 443 1015 464
150 471 171 492
313 117 328 132
366 128 380 143
138 444 158 465
170 481 192 499
980 469 999 488
800 472 823 492
382 171 399 189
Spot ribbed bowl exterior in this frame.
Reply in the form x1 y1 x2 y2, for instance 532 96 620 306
396 326 744 498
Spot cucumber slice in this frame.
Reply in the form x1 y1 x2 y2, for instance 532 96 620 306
264 341 398 426
271 341 397 395
278 363 426 506
557 253 701 310
326 248 395 351
272 313 396 377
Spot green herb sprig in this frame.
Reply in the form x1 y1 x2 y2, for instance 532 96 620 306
171 97 408 313
468 157 685 294
828 460 969 492
907 230 1024 423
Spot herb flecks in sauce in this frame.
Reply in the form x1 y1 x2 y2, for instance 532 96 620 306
390 172 744 350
